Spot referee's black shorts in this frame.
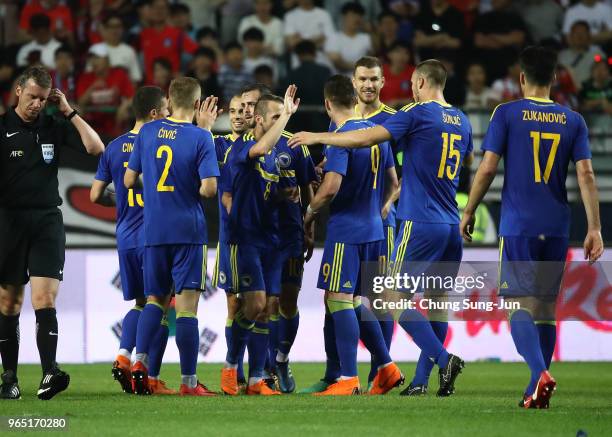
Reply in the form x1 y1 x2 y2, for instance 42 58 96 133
0 208 65 285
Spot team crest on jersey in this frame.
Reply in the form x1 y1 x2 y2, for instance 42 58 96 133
241 275 252 288
277 152 292 168
219 272 227 285
41 143 54 163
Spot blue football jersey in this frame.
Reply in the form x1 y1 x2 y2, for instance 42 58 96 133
127 117 219 246
94 130 143 250
382 101 473 224
330 103 398 227
276 131 317 245
225 132 280 248
215 134 237 243
324 118 395 244
482 97 591 237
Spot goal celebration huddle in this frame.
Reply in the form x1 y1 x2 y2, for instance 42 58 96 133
0 46 603 410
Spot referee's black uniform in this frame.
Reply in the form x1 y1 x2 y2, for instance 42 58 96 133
0 106 86 284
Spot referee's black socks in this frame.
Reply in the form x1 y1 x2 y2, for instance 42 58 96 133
35 308 58 373
0 312 20 375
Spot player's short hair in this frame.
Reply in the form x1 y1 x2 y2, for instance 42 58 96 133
324 74 356 109
132 86 165 120
243 27 265 42
54 45 73 58
240 83 272 97
168 76 201 109
17 66 51 89
519 46 558 87
414 59 447 89
341 1 365 15
254 93 284 117
30 13 51 30
354 56 382 73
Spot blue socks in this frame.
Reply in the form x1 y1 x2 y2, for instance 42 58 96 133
510 310 546 395
329 299 359 377
225 318 246 380
268 314 279 367
323 312 341 382
537 322 556 369
398 309 449 368
175 314 199 376
226 311 253 365
119 306 142 352
356 304 391 371
148 317 169 378
367 313 394 382
135 302 164 360
248 321 269 380
278 310 300 358
412 321 448 386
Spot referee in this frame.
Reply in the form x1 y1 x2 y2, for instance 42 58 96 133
0 67 104 400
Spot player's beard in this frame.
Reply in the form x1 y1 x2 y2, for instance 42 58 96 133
359 89 378 104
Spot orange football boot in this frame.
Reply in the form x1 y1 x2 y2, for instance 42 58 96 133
149 379 177 395
528 370 556 409
246 380 281 395
179 382 217 396
221 368 239 395
112 355 133 394
314 377 360 396
369 363 405 395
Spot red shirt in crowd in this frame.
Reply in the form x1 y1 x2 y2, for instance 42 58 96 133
76 67 134 137
380 63 415 104
139 26 197 84
19 0 74 33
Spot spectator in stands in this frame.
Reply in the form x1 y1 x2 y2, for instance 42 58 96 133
19 0 73 44
51 45 76 104
284 0 335 67
282 40 332 106
463 62 495 111
563 0 612 48
181 0 217 31
219 0 254 45
238 0 284 57
139 0 197 84
326 2 373 76
196 27 224 66
388 0 420 42
128 0 152 45
559 21 607 89
186 47 221 98
440 57 465 106
243 27 277 79
218 42 253 106
16 14 61 69
414 0 465 65
380 41 415 107
91 14 142 84
324 0 382 32
152 57 173 94
254 65 276 92
0 60 16 112
551 63 579 109
473 0 528 82
372 11 402 61
77 0 106 47
489 58 523 106
580 60 612 115
169 3 194 39
519 0 563 44
76 44 134 139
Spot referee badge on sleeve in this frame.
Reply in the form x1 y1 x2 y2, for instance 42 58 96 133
41 143 55 163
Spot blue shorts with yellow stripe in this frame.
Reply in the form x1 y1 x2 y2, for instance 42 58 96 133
389 221 462 291
144 244 208 296
212 241 234 292
229 243 282 296
498 236 568 300
118 247 145 301
317 239 384 294
279 240 304 287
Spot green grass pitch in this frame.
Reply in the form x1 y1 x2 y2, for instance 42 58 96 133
2 362 611 436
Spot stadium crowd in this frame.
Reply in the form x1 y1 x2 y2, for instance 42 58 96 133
0 0 611 139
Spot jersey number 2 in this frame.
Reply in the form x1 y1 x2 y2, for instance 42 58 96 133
530 131 560 184
438 133 461 180
156 145 175 192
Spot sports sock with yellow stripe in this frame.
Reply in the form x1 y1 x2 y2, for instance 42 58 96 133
135 302 164 366
175 313 199 381
329 299 358 377
119 306 142 357
148 316 169 379
398 309 449 368
247 321 269 383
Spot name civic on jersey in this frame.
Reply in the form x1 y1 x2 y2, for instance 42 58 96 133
122 142 134 152
158 127 177 140
522 110 567 124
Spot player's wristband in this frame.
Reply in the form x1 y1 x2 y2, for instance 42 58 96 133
66 109 78 120
306 204 318 215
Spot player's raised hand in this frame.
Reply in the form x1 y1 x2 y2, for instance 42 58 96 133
583 229 604 264
283 84 300 116
196 96 222 131
460 211 475 243
288 131 318 148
